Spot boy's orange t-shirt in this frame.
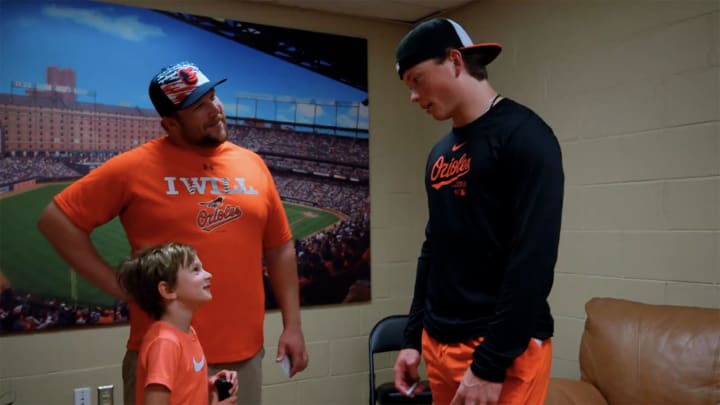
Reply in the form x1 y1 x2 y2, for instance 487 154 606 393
54 137 292 362
136 322 208 405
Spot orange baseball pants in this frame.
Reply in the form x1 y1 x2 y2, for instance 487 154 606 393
421 330 552 405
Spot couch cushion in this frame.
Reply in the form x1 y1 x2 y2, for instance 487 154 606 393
579 297 720 404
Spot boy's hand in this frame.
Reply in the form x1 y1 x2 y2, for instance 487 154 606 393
210 390 237 405
209 369 238 403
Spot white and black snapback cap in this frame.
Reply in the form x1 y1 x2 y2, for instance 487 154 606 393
395 18 502 79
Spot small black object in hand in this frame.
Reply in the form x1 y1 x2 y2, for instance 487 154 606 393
214 377 232 401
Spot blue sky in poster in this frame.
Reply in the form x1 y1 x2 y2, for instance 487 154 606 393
0 0 369 129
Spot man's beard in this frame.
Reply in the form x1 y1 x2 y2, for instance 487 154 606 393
187 117 228 147
198 132 226 147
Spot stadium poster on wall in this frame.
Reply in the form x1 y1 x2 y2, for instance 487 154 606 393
0 0 370 334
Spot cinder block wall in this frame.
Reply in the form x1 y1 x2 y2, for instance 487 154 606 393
1 0 717 404
447 0 719 379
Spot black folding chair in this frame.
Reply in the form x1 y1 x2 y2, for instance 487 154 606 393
368 315 433 405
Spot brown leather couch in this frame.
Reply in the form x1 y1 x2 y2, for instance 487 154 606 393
546 297 720 405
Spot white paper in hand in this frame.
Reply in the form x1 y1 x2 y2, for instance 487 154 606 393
279 355 291 377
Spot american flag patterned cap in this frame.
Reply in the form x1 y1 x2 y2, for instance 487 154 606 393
149 61 226 116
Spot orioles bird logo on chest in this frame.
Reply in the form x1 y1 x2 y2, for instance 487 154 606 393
196 196 242 232
163 176 254 232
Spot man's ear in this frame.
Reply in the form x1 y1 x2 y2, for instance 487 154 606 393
160 116 176 133
158 281 176 300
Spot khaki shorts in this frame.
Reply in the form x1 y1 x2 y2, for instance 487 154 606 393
122 348 264 405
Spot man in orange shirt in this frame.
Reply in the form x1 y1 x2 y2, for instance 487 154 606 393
37 61 308 405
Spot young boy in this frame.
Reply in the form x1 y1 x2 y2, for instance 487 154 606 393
117 243 239 404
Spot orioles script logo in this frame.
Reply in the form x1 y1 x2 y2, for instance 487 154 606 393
196 197 242 232
430 153 471 190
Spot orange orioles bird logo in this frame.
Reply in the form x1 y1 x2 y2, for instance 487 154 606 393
178 66 199 85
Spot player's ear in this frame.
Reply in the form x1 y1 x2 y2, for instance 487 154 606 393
158 281 176 300
448 49 463 76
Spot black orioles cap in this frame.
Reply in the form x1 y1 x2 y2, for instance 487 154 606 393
395 18 502 79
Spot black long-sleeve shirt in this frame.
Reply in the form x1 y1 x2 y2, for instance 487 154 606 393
403 98 564 383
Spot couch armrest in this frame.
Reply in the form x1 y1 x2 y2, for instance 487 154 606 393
545 378 608 405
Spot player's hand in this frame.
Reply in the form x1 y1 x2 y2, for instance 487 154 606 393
393 348 426 397
449 367 502 405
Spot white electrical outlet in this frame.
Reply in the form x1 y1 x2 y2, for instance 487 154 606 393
73 387 91 405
